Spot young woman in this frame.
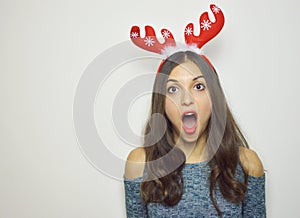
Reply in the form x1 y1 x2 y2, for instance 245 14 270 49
123 51 266 217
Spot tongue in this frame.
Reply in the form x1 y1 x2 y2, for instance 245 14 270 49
182 116 196 128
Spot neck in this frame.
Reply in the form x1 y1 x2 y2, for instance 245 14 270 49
173 131 208 163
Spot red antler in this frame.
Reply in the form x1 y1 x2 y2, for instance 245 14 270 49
130 25 176 54
184 4 225 49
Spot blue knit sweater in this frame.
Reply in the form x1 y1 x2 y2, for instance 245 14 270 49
124 160 265 217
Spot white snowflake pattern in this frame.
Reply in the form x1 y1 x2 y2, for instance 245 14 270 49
144 37 155 46
212 6 220 14
162 30 171 39
185 27 193 36
200 20 212 31
131 32 139 38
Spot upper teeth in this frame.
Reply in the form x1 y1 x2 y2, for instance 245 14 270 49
185 113 194 116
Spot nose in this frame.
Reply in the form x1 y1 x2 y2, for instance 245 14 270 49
181 88 194 106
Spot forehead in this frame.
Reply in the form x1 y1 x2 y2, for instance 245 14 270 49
168 61 203 80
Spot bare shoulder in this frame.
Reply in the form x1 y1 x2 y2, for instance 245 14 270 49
124 147 146 179
239 147 264 177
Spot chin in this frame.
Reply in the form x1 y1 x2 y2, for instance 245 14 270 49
181 137 198 144
179 128 201 143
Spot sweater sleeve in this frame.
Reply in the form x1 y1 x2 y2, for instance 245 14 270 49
124 176 148 218
242 173 266 217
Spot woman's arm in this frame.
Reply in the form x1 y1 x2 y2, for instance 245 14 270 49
124 178 148 217
124 147 148 218
242 174 266 217
239 147 266 217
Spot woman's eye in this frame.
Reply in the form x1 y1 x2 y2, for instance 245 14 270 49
167 86 178 93
194 83 205 91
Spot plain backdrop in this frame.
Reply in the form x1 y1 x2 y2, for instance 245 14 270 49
1 0 300 217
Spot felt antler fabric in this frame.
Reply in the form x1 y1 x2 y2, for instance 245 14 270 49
184 4 225 49
129 4 225 73
130 26 176 54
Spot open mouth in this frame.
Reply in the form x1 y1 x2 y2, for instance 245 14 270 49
181 111 198 134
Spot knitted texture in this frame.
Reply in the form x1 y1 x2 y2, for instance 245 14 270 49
124 161 266 218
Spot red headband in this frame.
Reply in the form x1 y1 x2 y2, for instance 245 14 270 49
130 4 225 73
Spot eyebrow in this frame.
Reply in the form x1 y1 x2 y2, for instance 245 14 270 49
167 75 204 83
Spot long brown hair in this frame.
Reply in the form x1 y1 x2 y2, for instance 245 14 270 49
140 51 249 216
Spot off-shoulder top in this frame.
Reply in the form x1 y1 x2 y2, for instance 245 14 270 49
123 160 266 217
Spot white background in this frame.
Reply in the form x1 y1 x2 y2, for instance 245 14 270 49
1 0 300 217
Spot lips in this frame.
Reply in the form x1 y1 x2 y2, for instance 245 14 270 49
181 110 198 134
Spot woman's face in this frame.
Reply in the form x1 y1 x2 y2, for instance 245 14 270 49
165 60 212 143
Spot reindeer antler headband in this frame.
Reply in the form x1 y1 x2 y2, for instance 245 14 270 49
130 4 225 73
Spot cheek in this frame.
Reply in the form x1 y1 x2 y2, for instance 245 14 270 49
165 97 181 125
196 95 212 120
